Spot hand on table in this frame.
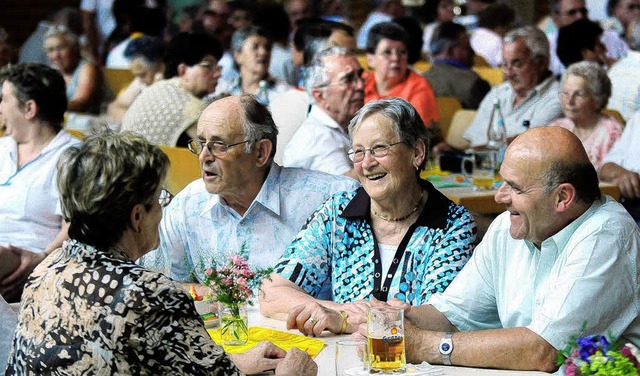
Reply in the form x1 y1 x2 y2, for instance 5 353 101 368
287 302 344 336
1 245 47 302
230 340 286 374
275 347 318 376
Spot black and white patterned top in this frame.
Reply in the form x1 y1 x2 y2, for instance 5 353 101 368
6 240 240 375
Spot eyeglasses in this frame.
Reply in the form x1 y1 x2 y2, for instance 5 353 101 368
376 48 408 59
348 142 403 163
197 61 222 73
563 7 588 17
187 138 250 156
158 188 173 207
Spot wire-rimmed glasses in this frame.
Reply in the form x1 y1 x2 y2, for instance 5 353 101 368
348 142 404 163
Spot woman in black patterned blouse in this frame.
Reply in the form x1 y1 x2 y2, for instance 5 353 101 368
5 129 316 375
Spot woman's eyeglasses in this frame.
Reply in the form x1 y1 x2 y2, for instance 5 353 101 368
348 142 404 163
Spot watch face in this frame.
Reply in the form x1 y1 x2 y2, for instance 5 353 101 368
440 339 453 355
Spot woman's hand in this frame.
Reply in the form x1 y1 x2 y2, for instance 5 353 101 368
275 347 318 376
229 340 286 374
287 302 344 336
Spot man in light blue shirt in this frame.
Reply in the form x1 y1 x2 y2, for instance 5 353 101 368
396 127 640 372
140 94 358 282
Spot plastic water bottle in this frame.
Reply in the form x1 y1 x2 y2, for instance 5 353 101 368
487 98 506 150
257 80 269 106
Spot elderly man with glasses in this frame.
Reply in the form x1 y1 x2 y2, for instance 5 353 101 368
435 26 563 154
140 94 358 283
282 47 364 178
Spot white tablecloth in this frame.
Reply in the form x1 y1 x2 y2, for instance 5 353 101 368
245 305 548 376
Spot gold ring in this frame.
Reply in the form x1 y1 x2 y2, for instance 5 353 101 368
309 318 317 325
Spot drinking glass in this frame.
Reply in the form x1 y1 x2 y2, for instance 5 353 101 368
367 307 406 373
461 150 497 190
335 339 369 375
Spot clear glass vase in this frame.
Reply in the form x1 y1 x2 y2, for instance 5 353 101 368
218 301 249 346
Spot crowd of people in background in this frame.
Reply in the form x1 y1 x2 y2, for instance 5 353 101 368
3 0 640 374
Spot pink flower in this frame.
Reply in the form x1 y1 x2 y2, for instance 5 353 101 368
564 361 579 376
237 277 248 287
205 268 214 276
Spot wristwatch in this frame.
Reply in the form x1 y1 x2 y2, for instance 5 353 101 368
439 332 453 365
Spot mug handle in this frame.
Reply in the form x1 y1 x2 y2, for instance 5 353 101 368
460 155 474 183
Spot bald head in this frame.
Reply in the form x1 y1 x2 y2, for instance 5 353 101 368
508 127 590 167
506 126 600 204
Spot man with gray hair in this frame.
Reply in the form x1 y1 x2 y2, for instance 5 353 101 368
282 47 364 176
436 26 562 152
140 94 359 281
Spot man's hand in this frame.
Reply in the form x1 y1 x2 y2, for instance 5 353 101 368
1 245 47 302
229 341 286 374
275 347 318 376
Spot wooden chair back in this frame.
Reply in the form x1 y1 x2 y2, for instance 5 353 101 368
435 96 463 139
602 108 625 126
103 68 134 97
472 67 504 86
446 109 476 150
159 145 201 195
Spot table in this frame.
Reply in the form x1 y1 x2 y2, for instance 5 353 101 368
435 179 620 215
245 306 548 376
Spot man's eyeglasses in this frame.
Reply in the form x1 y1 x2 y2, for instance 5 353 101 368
187 139 250 156
348 142 403 163
197 61 222 73
159 188 173 207
563 7 588 17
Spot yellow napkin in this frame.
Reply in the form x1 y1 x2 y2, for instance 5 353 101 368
208 326 325 358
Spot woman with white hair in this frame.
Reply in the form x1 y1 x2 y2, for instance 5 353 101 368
44 24 102 113
549 61 623 170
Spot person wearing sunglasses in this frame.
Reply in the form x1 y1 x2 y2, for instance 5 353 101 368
260 98 476 336
548 0 628 76
6 128 318 375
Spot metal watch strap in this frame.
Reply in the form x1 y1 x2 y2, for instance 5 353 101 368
439 332 453 365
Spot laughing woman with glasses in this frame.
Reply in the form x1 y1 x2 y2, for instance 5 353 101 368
260 98 476 336
6 128 317 375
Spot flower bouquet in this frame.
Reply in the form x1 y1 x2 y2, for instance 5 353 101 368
558 324 640 375
199 246 272 345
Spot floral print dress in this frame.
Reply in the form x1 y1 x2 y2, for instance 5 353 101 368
6 240 240 375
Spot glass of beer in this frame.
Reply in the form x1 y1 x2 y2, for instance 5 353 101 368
461 150 497 190
367 307 406 373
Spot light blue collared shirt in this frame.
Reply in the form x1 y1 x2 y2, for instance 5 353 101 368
140 163 359 282
429 196 640 349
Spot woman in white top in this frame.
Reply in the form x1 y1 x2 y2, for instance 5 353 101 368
0 63 79 302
